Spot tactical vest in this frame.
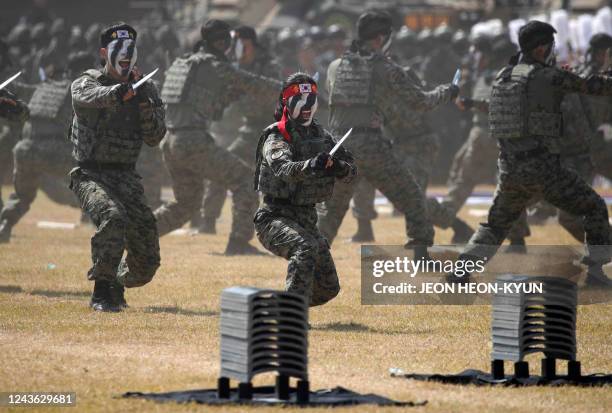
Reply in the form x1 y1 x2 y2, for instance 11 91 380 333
70 69 142 164
255 123 336 206
162 51 235 122
471 73 492 127
490 63 563 140
29 79 72 122
329 52 378 129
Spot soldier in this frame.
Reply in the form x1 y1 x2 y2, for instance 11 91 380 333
199 25 281 234
70 22 167 311
349 63 474 243
0 52 92 243
442 36 531 248
318 10 458 252
154 19 279 254
455 21 612 287
254 73 356 306
529 33 612 241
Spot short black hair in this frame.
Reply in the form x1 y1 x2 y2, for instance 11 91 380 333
518 20 556 53
235 25 257 43
100 22 137 48
200 19 231 42
589 33 612 51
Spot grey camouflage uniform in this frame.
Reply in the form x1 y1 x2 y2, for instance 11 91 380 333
318 47 454 245
201 52 281 222
69 68 166 287
0 80 80 233
254 121 356 306
153 49 279 240
462 57 612 264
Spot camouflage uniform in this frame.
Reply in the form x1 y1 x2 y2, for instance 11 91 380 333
201 52 281 224
351 66 456 230
254 121 356 306
0 79 79 238
136 143 165 210
462 58 612 265
0 87 30 212
153 49 279 243
441 70 530 241
69 68 166 287
318 47 454 245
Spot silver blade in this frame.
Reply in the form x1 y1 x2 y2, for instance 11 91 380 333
0 71 22 90
132 68 159 90
329 128 353 156
452 68 461 87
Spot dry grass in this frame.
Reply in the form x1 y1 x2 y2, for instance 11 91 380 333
0 185 610 413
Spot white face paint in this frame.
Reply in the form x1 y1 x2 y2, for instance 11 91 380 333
107 38 137 78
234 38 244 61
287 83 318 126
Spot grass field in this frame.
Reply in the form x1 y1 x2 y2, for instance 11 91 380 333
0 185 610 413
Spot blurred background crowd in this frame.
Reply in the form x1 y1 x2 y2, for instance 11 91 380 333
1 0 612 185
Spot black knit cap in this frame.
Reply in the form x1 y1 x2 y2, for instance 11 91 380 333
357 9 392 41
518 20 556 52
201 19 231 43
100 22 137 48
589 33 612 50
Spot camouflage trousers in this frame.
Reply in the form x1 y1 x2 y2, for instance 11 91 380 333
202 126 258 222
0 138 78 228
318 132 434 245
137 144 165 210
255 203 340 307
0 122 22 211
351 133 456 229
70 168 160 287
154 130 258 241
463 152 610 264
442 126 530 240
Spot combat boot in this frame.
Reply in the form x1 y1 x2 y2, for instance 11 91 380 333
585 265 612 289
450 218 474 244
224 238 266 256
90 280 122 312
198 217 217 234
351 219 375 242
0 219 12 244
404 242 431 261
109 280 128 309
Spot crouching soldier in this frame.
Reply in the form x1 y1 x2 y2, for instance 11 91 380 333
70 22 166 311
254 73 356 306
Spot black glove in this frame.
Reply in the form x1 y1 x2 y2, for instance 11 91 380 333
309 152 330 171
327 157 350 178
450 84 460 100
460 97 474 109
115 83 133 102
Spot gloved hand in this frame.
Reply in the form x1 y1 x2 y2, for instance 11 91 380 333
309 152 330 171
327 157 350 177
115 83 135 102
450 84 460 100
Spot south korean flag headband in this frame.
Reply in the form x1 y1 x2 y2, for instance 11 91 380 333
107 29 137 77
278 82 319 141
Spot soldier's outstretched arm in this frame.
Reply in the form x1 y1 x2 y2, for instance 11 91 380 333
381 60 454 112
71 75 123 109
137 81 166 146
215 59 281 103
263 133 312 183
553 67 612 96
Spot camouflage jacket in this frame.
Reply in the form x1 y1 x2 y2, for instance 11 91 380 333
70 68 166 164
163 49 280 130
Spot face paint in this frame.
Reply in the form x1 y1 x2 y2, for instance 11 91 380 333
544 41 556 66
382 32 393 54
286 83 318 126
107 38 137 78
234 38 244 61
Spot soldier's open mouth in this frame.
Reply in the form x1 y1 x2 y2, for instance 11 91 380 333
118 60 131 69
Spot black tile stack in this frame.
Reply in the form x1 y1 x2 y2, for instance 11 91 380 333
218 287 309 402
490 275 580 380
